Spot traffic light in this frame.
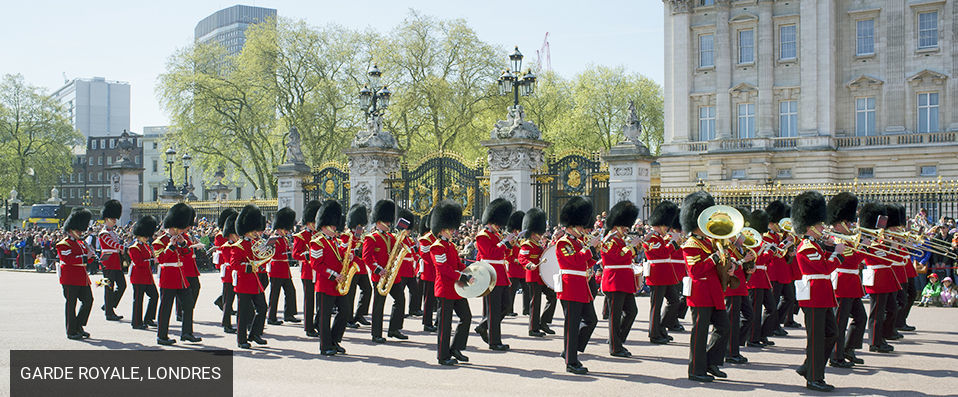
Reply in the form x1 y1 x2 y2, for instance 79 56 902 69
7 203 18 220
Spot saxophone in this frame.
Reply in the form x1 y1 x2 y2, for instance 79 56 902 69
336 231 360 295
376 229 410 296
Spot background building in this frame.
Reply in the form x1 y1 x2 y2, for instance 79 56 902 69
59 134 143 208
51 77 130 138
660 0 958 187
194 5 277 54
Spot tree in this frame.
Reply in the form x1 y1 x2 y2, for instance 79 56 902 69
0 74 78 203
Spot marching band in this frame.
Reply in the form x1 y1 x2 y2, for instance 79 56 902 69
52 188 947 392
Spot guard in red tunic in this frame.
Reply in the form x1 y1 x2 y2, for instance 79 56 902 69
417 212 438 332
518 208 553 337
825 192 867 368
267 207 299 325
128 215 159 330
725 207 757 365
474 198 514 351
98 200 125 321
556 196 599 375
600 200 640 358
663 214 687 332
213 208 238 333
153 203 201 345
764 200 791 339
430 200 471 365
888 204 915 335
234 204 269 349
57 208 94 340
780 204 803 331
310 200 352 355
397 208 421 326
681 191 729 383
294 200 321 337
747 209 777 347
174 206 202 323
364 199 404 343
505 211 527 317
342 204 368 329
645 200 678 345
792 191 844 392
860 203 898 353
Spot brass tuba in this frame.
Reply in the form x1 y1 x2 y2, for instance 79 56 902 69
336 231 360 295
697 205 744 291
377 221 412 296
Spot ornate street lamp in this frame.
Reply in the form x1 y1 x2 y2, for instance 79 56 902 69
359 64 391 119
164 147 177 195
497 46 537 107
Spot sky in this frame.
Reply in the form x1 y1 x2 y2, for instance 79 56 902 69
0 0 665 133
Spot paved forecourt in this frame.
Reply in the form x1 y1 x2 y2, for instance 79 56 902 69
1 270 957 396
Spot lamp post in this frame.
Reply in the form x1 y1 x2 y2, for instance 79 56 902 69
359 64 392 121
180 153 192 199
164 147 177 196
497 46 537 108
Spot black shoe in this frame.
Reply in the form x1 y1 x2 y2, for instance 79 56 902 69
181 334 202 343
145 320 157 327
688 374 714 382
157 337 176 346
335 344 346 353
424 325 438 333
451 349 469 362
490 343 510 351
106 314 123 321
806 380 835 392
707 365 727 378
899 325 916 332
372 336 386 344
346 322 360 329
784 321 802 329
611 349 632 358
669 324 686 332
388 331 408 340
829 359 853 368
356 317 370 325
475 326 489 343
667 335 674 341
101 304 106 312
540 324 555 335
796 365 807 377
238 343 252 349
214 297 223 310
761 339 776 346
887 332 903 340
746 341 766 348
267 319 283 325
224 326 237 334
250 336 267 345
506 312 518 317
132 324 148 330
529 330 546 337
566 364 589 375
285 317 302 323
78 329 90 338
869 344 893 353
321 349 337 356
176 314 182 322
410 310 424 317
67 333 84 340
650 337 670 345
725 355 748 364
772 328 788 337
306 330 319 338
845 352 864 365
439 357 458 366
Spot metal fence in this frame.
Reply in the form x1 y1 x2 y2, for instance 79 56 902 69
130 200 279 227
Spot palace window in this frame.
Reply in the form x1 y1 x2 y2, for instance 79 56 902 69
855 97 876 136
152 159 158 173
856 19 875 56
737 103 755 139
917 92 939 133
699 34 714 68
779 100 797 137
858 167 875 179
731 169 746 179
738 29 754 64
918 11 938 49
152 187 158 202
696 171 708 181
920 166 937 177
700 0 714 5
779 25 796 60
777 169 793 178
698 106 716 141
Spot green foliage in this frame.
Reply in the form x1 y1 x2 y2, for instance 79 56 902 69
0 74 79 203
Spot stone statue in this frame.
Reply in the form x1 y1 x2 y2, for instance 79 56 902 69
490 105 542 140
285 126 307 165
618 100 650 155
351 116 398 149
114 130 137 167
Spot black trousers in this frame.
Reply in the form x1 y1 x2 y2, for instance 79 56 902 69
302 279 315 333
478 285 509 345
421 280 436 327
778 282 797 325
688 306 729 377
649 285 669 339
528 282 546 331
158 287 194 339
800 307 837 383
406 276 422 314
507 277 526 315
132 284 158 327
237 292 267 345
770 281 785 328
663 283 685 328
221 282 235 328
895 280 917 328
437 297 472 360
175 276 200 317
258 273 269 291
868 292 896 347
725 295 743 357
317 292 349 351
62 285 93 336
521 278 533 315
561 300 597 367
102 268 126 315
606 291 637 353
352 274 372 321
739 293 753 346
542 286 557 324
268 277 297 321
371 277 407 337
749 288 777 342
833 297 866 361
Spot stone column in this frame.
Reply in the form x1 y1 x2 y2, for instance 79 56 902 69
344 148 402 211
757 1 775 139
482 105 550 211
715 3 733 140
798 1 819 136
107 131 143 224
604 144 654 208
882 1 906 133
275 126 311 214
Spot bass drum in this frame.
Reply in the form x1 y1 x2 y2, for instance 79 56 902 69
538 245 560 291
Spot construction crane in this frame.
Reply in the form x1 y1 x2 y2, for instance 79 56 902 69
536 32 551 72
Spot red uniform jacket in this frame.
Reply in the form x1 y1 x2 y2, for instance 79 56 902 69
682 235 725 309
833 250 865 299
863 249 901 294
399 235 417 279
669 239 686 281
507 244 524 279
56 237 92 286
213 234 232 283
476 227 511 286
268 235 293 279
310 233 346 296
766 232 791 284
796 239 840 308
518 240 543 284
293 229 313 280
905 260 918 279
418 233 437 282
747 234 774 290
98 227 123 271
177 233 199 278
644 233 676 286
153 233 188 289
556 235 594 303
601 232 637 293
362 230 394 284
232 238 264 294
128 241 155 286
341 231 365 275
431 238 465 299
724 247 750 297
889 244 908 284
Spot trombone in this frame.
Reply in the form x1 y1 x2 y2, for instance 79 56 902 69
857 227 945 257
822 231 907 262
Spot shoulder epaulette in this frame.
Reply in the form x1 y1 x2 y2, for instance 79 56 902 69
681 236 709 252
56 238 71 247
797 238 816 253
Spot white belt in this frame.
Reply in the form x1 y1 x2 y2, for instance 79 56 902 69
646 259 671 264
755 265 767 270
101 249 119 253
866 265 891 269
696 277 707 281
891 262 906 267
803 274 830 280
834 268 859 275
485 260 507 265
605 265 633 270
560 269 588 277
159 262 181 268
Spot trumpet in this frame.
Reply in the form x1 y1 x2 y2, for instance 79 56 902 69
697 205 744 291
336 230 360 295
94 278 112 289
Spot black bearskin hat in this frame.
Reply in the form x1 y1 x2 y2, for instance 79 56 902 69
507 211 525 233
419 212 432 235
236 204 263 236
827 192 858 225
681 191 714 233
483 198 514 227
559 196 593 228
373 199 396 224
102 199 122 220
316 200 343 230
431 200 462 235
303 200 322 225
218 208 238 230
792 191 827 234
750 210 770 234
223 214 238 237
133 216 158 238
886 204 906 228
607 201 639 230
273 207 296 231
397 207 416 231
858 202 886 230
163 203 193 229
63 208 92 233
347 204 368 230
522 208 547 237
765 200 787 223
671 209 682 231
735 207 751 228
648 200 678 227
